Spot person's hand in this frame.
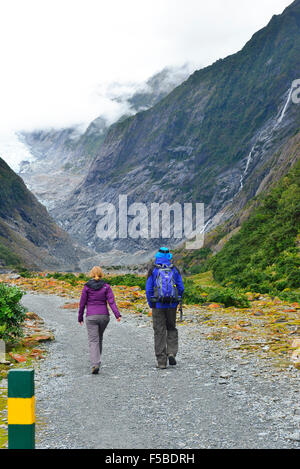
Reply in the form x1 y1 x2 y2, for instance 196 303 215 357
117 317 121 322
79 321 84 326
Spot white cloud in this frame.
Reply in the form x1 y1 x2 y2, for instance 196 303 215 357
0 0 292 133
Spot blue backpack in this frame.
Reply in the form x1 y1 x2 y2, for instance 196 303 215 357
152 264 179 304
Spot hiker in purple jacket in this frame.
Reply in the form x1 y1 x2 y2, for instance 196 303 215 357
78 266 121 374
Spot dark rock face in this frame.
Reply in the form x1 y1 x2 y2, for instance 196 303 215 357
51 1 300 260
0 157 83 270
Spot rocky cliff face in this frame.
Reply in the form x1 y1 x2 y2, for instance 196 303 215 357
19 66 191 211
0 157 84 270
50 0 300 263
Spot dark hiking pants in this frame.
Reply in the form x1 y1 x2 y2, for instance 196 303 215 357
86 315 110 367
152 307 178 365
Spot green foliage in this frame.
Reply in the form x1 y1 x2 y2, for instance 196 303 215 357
209 161 300 300
51 272 147 289
77 273 89 280
103 274 146 290
178 248 212 275
0 284 27 342
183 278 250 308
18 269 35 278
276 290 300 303
49 271 249 306
0 242 21 267
205 287 250 308
182 279 204 304
51 272 83 286
189 264 209 275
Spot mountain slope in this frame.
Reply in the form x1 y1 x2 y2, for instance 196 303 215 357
211 158 300 298
19 66 191 211
52 0 300 260
0 157 82 270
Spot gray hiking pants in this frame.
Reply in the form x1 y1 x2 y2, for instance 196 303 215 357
86 315 110 367
152 307 178 365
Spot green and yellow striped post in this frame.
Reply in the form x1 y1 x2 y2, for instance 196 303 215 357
8 369 35 449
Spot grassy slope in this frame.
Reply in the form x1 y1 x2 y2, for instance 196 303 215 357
210 159 300 294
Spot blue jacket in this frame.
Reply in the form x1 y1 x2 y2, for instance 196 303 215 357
146 258 184 309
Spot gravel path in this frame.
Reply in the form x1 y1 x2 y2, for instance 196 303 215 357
22 293 300 449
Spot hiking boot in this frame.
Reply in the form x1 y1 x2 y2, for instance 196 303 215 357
156 363 167 369
92 366 99 374
168 355 177 366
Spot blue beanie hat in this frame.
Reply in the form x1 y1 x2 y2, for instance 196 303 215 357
155 247 173 261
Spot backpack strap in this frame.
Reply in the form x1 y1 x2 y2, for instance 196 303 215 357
147 264 156 279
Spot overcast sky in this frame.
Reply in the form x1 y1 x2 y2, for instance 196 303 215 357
0 0 293 133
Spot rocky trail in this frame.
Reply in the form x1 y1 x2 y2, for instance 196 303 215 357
15 292 300 449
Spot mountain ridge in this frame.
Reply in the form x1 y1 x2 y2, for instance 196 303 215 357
50 0 300 261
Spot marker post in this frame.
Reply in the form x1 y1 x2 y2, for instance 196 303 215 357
8 369 35 449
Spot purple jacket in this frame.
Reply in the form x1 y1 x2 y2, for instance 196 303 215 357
78 279 121 322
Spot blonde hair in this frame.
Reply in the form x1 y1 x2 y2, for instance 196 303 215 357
89 266 104 281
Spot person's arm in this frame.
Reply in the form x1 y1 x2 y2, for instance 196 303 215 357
175 268 184 299
106 285 121 319
146 274 155 308
78 285 88 323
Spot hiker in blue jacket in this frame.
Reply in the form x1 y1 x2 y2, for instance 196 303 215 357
146 247 184 369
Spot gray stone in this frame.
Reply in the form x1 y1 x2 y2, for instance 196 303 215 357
220 371 232 379
286 432 300 442
9 274 20 280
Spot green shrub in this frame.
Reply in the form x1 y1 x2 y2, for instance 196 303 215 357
189 264 207 275
205 287 250 308
18 269 35 278
104 274 146 290
77 273 89 281
51 272 64 280
51 272 88 285
182 278 249 308
276 290 300 303
0 284 27 343
181 279 206 305
50 272 147 289
275 279 289 292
